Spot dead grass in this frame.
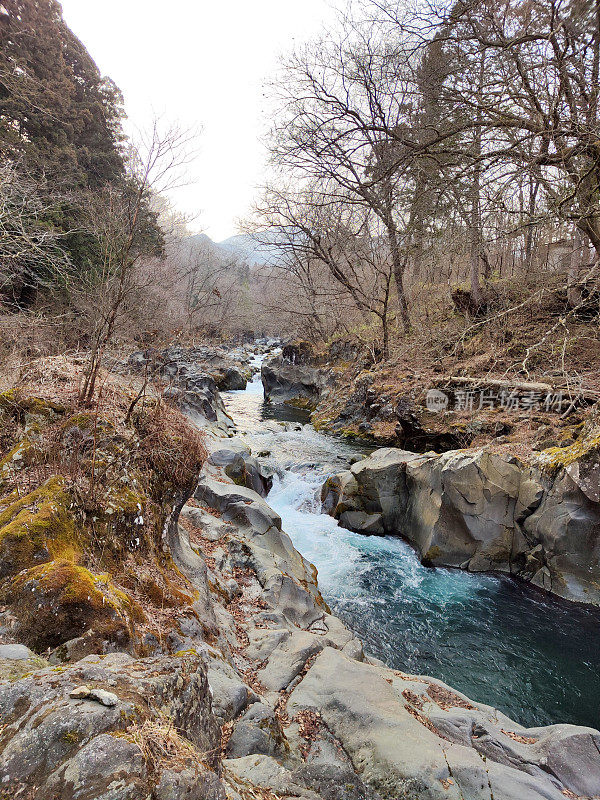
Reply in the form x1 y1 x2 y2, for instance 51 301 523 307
315 275 600 460
0 352 210 653
135 399 208 492
0 353 207 502
124 718 211 776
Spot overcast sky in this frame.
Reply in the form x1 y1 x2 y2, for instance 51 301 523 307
60 0 337 241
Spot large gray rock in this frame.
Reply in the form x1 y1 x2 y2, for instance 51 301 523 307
127 345 236 434
0 643 37 660
261 353 331 409
223 754 322 800
163 373 234 435
210 365 247 391
188 453 600 799
322 446 600 604
226 702 288 758
154 768 226 800
128 344 250 392
208 446 273 497
0 652 222 798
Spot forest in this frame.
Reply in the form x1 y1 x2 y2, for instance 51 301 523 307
2 0 599 376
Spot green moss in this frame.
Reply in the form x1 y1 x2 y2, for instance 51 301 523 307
284 397 318 411
424 545 443 562
0 389 65 418
60 412 115 435
4 559 143 651
537 425 600 474
0 477 78 575
11 560 121 611
339 427 371 441
0 654 49 681
105 484 147 514
311 415 333 432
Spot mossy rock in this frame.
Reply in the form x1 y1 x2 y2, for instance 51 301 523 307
0 439 37 488
104 483 148 515
0 389 65 419
284 397 318 410
0 476 78 579
58 412 115 446
3 559 143 652
423 545 443 563
537 424 600 475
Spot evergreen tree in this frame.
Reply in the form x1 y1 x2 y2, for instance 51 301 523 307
0 0 137 305
0 0 125 187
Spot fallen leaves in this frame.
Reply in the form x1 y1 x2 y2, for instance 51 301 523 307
427 683 475 711
402 689 424 711
501 728 538 745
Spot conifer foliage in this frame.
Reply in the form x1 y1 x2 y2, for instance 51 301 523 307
0 0 163 308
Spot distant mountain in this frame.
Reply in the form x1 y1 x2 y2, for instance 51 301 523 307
184 232 285 267
216 233 283 266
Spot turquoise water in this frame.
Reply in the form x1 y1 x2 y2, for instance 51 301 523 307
224 372 600 730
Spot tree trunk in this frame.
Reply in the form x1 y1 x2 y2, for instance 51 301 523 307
469 52 486 309
469 198 484 308
388 226 410 333
577 216 600 267
567 228 584 307
524 179 539 270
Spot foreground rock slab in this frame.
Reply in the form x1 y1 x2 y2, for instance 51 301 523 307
289 646 600 800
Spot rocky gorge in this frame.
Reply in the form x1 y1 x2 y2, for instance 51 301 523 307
1 345 600 800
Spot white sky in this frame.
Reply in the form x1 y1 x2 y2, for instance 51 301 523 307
59 0 338 241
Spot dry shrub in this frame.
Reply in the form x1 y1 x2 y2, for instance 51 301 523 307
125 718 210 776
0 313 74 389
135 400 207 492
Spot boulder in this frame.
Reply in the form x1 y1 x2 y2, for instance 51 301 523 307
261 353 331 409
210 365 247 391
223 754 321 800
208 446 273 497
0 652 222 798
288 646 600 800
322 446 600 604
1 559 139 653
163 373 234 435
226 703 288 758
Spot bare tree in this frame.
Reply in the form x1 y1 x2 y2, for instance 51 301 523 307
0 160 71 307
252 183 396 357
77 121 198 404
267 24 427 332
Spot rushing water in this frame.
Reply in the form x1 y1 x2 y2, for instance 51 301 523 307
223 361 600 730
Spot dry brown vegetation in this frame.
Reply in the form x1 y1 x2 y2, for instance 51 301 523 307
0 353 208 654
310 269 600 460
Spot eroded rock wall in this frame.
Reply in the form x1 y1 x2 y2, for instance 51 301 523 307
322 445 600 604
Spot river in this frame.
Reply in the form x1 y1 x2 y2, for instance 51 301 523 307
222 360 600 730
